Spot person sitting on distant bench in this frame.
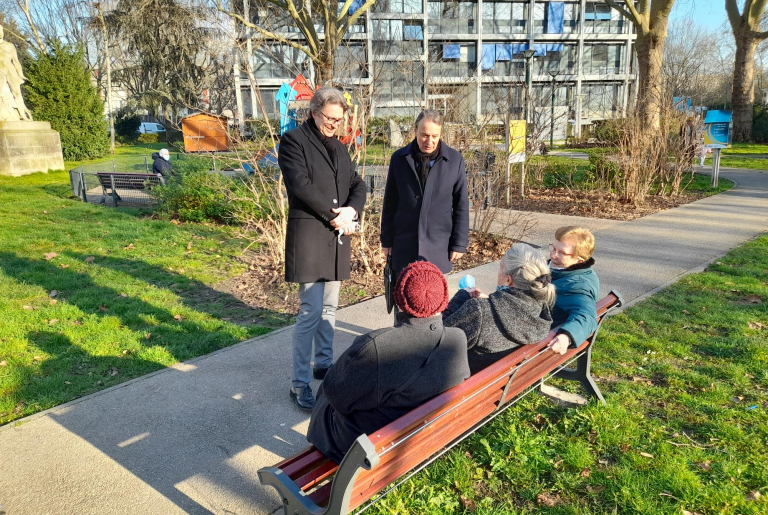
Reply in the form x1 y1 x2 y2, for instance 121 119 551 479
442 243 555 374
307 260 470 464
547 226 599 355
152 148 173 180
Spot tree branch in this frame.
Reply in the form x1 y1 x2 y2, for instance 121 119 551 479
725 0 743 33
214 1 315 59
603 0 638 26
14 0 46 53
337 0 376 39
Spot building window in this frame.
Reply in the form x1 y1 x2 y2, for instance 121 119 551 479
372 0 422 14
428 42 476 78
428 1 478 34
373 20 424 57
335 43 368 79
252 44 309 79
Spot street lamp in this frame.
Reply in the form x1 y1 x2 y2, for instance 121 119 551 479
549 71 558 148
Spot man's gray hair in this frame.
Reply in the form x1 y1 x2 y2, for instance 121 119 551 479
414 109 444 130
309 87 348 114
502 243 556 307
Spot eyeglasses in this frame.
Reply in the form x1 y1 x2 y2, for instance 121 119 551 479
549 243 577 258
317 111 344 126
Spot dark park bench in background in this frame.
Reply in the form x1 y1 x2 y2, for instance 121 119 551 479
96 172 163 207
259 291 623 515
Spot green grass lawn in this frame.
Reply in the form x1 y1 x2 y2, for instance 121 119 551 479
367 234 768 515
0 170 288 425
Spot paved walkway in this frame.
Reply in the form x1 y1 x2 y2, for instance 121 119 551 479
1 167 767 515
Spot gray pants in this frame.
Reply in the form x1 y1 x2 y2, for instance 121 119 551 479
292 281 340 388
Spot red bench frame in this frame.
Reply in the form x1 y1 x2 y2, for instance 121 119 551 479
259 291 623 515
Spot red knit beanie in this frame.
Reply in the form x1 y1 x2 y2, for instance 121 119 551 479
394 260 449 318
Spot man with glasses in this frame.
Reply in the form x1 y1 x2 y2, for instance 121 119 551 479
278 87 367 410
547 226 599 355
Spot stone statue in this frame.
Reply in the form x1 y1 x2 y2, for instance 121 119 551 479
0 25 33 121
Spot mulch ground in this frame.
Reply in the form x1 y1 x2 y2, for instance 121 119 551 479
216 187 714 317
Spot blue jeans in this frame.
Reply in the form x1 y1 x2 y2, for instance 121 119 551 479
292 281 340 388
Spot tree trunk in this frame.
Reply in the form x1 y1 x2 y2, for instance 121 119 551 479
634 31 665 129
732 34 759 142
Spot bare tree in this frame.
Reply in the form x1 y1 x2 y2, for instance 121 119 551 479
604 0 677 129
726 0 768 141
213 0 375 86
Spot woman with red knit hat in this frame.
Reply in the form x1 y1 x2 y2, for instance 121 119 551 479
307 260 470 463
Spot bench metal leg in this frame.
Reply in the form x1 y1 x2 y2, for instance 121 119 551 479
552 344 605 404
258 435 379 515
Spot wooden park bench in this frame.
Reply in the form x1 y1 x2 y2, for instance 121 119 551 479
258 291 623 515
96 172 164 207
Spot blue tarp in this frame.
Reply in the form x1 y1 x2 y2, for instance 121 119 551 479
481 44 496 70
510 43 529 55
547 43 564 52
704 110 733 124
496 43 513 61
348 0 363 14
403 24 424 39
443 43 460 58
547 2 565 34
533 44 548 56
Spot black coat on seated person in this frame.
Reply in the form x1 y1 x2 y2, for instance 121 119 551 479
307 315 470 463
442 287 553 375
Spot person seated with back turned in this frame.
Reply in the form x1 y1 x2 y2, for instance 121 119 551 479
442 243 555 375
547 226 599 356
307 260 470 464
152 148 173 179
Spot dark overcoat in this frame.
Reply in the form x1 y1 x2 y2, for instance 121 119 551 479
307 315 470 463
380 141 470 273
279 121 366 283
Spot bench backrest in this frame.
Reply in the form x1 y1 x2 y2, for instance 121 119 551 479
274 292 621 512
97 172 162 190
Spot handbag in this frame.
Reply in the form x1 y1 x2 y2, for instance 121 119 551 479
384 254 395 314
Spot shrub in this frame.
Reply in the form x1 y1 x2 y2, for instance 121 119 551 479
153 158 264 224
137 133 159 144
753 106 768 144
115 112 141 138
23 42 109 161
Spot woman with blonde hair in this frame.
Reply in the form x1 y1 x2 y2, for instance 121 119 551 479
443 243 555 374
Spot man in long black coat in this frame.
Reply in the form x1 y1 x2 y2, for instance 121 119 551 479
279 87 366 410
381 110 470 280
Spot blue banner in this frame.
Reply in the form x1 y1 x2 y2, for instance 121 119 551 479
481 44 496 70
547 2 565 34
496 43 513 61
443 43 460 59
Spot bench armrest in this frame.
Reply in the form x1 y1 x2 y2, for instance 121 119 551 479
259 435 379 515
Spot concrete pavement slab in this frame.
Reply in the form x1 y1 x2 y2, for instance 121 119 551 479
1 168 766 515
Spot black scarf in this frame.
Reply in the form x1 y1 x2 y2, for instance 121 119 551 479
410 139 441 191
307 117 337 166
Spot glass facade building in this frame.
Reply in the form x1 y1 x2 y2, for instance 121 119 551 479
236 0 637 139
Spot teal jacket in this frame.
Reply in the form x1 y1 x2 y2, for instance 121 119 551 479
550 259 599 346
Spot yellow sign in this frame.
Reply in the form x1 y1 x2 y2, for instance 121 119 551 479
508 120 526 163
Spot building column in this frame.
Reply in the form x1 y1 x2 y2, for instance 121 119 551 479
476 0 483 122
575 0 586 137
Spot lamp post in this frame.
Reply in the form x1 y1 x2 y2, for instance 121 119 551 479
549 71 558 148
520 49 535 199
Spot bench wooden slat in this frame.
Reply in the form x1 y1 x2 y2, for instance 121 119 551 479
259 291 623 515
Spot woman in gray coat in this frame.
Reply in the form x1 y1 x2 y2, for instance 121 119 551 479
443 243 556 374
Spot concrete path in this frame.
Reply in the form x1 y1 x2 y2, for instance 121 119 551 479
1 167 767 515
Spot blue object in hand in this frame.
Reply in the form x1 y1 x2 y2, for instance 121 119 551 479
459 274 475 290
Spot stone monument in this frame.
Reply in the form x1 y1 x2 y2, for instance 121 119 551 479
0 25 64 176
